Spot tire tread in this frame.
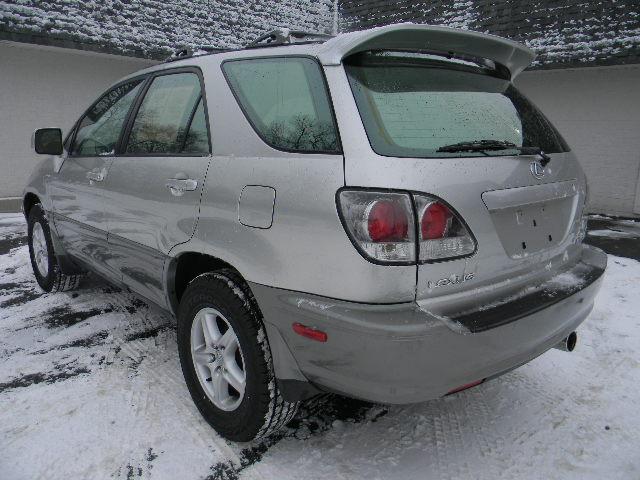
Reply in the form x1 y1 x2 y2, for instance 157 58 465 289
28 204 83 293
180 269 299 440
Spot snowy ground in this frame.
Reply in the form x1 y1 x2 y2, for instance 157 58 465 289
1 213 639 480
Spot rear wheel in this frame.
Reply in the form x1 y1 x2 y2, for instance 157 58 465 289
190 306 247 412
177 270 298 441
27 204 83 292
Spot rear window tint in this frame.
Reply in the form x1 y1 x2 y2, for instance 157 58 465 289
223 57 340 153
345 52 569 158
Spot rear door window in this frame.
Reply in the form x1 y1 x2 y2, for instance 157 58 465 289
345 52 569 158
223 57 340 153
181 99 209 154
72 80 143 156
125 72 209 155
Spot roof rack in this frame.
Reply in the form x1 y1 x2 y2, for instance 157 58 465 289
163 29 333 63
165 45 233 63
245 28 333 49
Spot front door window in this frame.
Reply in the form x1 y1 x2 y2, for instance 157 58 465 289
72 80 143 156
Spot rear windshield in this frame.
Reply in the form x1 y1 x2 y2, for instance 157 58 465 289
345 52 569 158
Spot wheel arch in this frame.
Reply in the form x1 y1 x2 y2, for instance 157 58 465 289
24 194 85 276
165 250 318 402
23 192 41 219
165 251 247 317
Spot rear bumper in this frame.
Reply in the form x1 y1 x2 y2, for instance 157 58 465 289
251 244 606 404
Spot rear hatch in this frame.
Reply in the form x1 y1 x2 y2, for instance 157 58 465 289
339 50 587 307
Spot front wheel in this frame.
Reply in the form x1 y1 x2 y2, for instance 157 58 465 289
27 204 83 292
177 270 298 441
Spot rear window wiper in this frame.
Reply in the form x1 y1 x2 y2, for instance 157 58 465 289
437 140 551 166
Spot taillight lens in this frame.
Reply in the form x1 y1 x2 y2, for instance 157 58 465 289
415 195 475 261
573 181 589 244
367 200 408 242
337 190 415 263
337 190 475 264
421 202 451 239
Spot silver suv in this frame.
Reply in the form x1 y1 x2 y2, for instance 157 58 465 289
24 25 606 441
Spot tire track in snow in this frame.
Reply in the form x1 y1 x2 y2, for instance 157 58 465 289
103 301 244 475
462 387 509 479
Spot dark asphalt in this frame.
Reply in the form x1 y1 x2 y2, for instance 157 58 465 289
585 217 640 261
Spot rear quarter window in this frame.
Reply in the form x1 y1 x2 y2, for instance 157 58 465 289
222 57 340 154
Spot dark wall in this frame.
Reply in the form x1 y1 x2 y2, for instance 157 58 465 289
0 0 335 59
339 0 640 69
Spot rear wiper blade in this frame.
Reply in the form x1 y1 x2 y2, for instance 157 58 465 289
437 139 517 153
437 140 551 166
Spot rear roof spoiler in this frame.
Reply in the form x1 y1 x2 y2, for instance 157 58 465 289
317 23 536 79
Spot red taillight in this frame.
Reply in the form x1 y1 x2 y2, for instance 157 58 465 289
447 379 484 394
292 322 328 342
337 190 474 263
421 202 451 239
337 190 416 263
367 200 409 242
415 194 476 260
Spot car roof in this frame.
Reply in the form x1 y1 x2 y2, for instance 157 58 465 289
115 42 323 85
115 23 536 87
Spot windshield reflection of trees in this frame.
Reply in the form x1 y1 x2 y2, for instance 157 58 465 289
126 107 207 154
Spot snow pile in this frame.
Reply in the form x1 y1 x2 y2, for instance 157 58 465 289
0 0 335 58
587 219 640 239
546 269 587 290
339 0 640 68
1 213 639 479
588 229 639 238
433 0 477 31
3 1 638 67
522 6 640 67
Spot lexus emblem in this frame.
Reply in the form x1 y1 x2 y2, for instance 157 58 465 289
530 160 545 179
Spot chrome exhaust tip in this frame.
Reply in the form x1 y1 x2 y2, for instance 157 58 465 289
554 331 577 352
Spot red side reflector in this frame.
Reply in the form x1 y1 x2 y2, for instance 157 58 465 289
447 379 484 395
292 322 327 342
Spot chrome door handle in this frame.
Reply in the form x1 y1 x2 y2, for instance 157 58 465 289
86 168 107 183
166 178 198 196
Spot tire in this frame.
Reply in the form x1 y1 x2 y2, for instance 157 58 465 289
177 270 299 442
27 204 83 293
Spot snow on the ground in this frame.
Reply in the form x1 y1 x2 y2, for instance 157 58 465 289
588 229 638 238
0 214 639 480
588 221 640 238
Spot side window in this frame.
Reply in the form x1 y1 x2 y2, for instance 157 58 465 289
125 72 209 155
182 99 209 154
222 57 340 153
72 80 143 156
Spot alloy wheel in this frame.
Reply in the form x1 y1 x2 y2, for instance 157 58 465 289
32 222 49 277
190 307 246 411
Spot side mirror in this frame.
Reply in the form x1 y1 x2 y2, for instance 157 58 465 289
34 128 63 155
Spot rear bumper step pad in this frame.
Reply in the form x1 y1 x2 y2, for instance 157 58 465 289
450 261 605 333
